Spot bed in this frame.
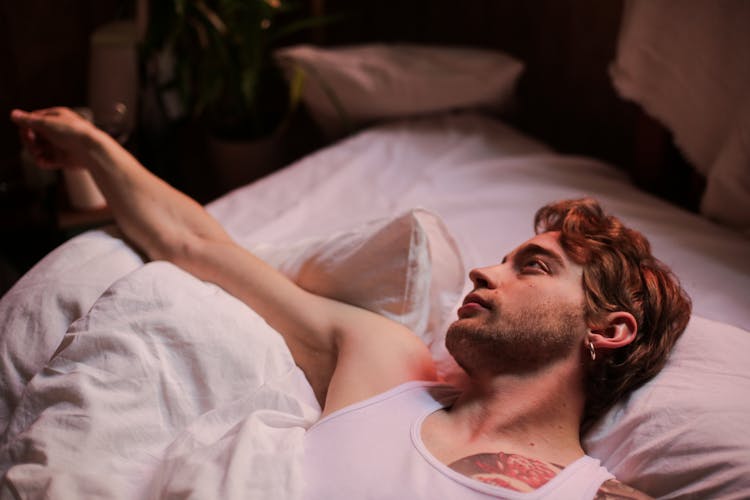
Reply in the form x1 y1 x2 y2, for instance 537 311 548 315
2 2 750 499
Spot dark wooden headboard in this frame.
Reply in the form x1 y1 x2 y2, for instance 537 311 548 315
314 0 703 211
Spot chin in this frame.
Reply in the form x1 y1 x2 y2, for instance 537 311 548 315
444 319 581 377
444 321 486 371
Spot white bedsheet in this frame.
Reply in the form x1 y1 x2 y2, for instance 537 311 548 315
2 112 749 499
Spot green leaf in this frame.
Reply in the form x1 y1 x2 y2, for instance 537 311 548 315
287 65 306 110
142 0 344 138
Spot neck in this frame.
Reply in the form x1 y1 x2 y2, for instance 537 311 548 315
441 359 586 466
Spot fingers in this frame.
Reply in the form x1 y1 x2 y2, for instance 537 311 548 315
12 106 93 143
11 108 72 170
11 108 63 128
13 109 46 148
10 106 101 172
11 110 54 141
12 106 80 123
17 124 35 146
14 113 42 155
10 109 35 126
19 132 59 169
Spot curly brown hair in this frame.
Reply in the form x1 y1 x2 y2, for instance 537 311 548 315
534 198 692 433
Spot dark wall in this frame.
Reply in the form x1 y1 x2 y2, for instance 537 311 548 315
0 0 126 186
0 0 127 294
0 0 668 189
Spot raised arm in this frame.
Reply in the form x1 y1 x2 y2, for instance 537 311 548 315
12 108 230 258
11 107 435 412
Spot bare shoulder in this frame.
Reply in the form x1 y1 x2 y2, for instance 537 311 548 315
323 307 437 416
594 479 653 499
335 305 435 371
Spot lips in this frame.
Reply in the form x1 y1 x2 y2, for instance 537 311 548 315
457 293 492 318
462 293 491 310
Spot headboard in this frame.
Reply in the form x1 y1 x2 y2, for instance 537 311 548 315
313 0 704 212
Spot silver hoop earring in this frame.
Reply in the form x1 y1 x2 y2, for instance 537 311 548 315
588 341 596 361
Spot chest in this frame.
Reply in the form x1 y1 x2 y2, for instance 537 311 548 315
420 412 567 492
301 384 610 499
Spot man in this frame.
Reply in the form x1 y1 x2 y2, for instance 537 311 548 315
11 107 691 499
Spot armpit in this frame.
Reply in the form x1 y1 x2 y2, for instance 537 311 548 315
594 478 654 499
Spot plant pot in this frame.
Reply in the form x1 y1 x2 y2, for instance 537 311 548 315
206 133 286 193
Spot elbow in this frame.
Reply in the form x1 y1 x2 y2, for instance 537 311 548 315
140 230 196 265
116 219 187 263
158 233 233 279
135 226 234 278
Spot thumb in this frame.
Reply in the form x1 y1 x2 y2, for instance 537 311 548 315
10 109 37 126
10 109 54 138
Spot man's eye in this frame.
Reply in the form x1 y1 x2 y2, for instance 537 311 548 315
522 260 549 273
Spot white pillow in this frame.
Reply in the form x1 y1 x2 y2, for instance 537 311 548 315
584 315 750 498
275 43 524 139
609 1 750 231
252 208 465 345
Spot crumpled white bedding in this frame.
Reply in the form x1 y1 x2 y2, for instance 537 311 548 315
0 228 144 431
2 112 749 499
2 262 319 499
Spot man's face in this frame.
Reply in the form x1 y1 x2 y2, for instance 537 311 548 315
445 231 588 376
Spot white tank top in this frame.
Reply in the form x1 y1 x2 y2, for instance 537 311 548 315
302 381 614 499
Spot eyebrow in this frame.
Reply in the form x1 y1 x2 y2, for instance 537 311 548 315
505 243 566 269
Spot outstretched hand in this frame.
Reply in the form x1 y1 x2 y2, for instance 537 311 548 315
10 107 103 170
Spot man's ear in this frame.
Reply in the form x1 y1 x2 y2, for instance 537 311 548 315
587 312 638 349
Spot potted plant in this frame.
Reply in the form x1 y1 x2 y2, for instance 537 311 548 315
142 0 335 190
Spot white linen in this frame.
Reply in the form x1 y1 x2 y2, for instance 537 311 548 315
2 112 749 499
0 228 143 435
1 262 319 500
610 0 750 231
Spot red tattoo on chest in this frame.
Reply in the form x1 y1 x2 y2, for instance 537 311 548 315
449 452 563 492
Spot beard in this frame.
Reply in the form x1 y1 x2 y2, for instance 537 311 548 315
445 301 583 377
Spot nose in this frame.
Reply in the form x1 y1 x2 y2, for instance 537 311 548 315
469 265 498 289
